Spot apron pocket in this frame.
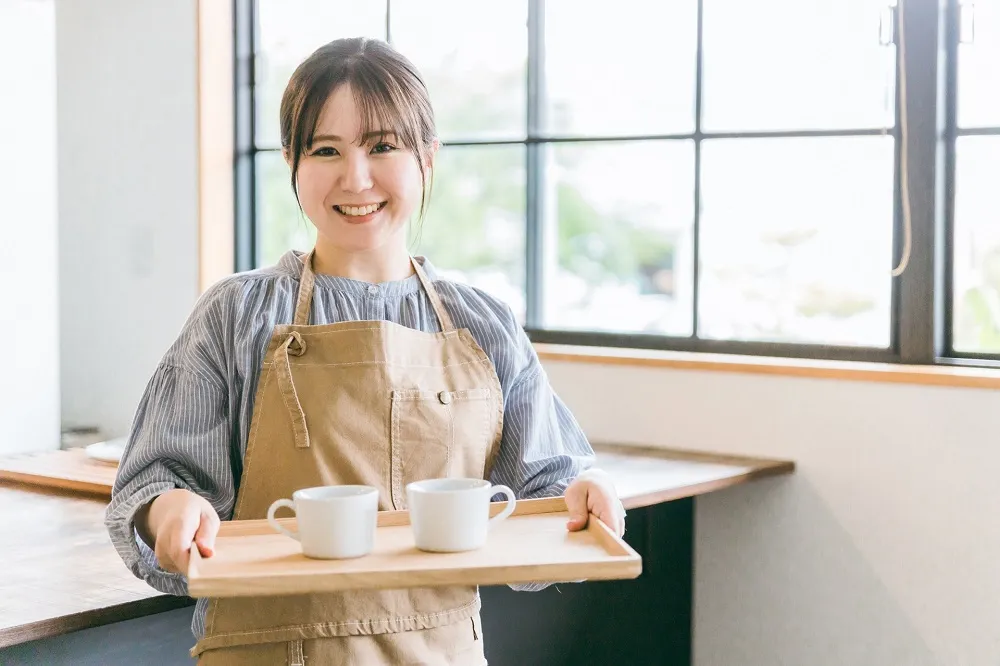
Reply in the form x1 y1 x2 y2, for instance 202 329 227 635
390 388 493 509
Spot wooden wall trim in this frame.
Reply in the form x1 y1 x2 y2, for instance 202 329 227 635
196 0 235 293
535 343 1000 390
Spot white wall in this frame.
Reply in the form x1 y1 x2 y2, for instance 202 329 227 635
544 360 1000 666
0 0 61 454
56 0 200 437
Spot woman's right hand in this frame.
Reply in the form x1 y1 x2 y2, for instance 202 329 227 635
139 488 220 575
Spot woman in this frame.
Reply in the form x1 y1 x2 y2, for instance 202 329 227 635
106 37 624 665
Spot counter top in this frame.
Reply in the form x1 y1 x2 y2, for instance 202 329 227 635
592 443 793 510
0 484 192 649
0 444 793 648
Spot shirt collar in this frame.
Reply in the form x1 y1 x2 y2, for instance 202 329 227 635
276 250 439 299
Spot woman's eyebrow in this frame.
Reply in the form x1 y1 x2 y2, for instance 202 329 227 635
311 131 398 143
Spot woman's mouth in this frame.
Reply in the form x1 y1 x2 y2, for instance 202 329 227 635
333 201 387 223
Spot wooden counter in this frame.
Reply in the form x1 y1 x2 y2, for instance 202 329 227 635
593 443 792 509
0 485 192 649
0 444 793 649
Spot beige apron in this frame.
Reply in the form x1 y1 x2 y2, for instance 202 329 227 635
193 252 504 665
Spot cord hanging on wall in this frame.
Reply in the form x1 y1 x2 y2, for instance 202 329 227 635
892 0 912 277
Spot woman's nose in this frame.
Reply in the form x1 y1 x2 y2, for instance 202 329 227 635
340 153 374 193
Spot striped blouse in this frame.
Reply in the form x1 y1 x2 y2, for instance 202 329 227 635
105 250 595 638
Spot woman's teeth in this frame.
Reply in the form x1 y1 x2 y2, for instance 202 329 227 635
335 203 382 216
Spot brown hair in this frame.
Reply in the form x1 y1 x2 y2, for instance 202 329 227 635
279 37 437 219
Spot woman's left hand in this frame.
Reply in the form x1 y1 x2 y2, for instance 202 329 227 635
565 469 626 538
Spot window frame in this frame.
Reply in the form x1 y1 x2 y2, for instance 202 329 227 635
233 0 1000 368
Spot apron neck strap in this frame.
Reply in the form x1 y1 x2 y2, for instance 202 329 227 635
293 252 318 326
410 256 455 332
294 252 454 331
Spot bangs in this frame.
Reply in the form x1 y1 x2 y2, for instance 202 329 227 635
351 63 427 159
289 57 430 163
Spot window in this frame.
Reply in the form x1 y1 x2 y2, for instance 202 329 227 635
951 0 1000 356
238 0 1000 367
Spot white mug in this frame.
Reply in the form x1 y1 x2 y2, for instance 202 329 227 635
266 485 378 559
406 478 516 553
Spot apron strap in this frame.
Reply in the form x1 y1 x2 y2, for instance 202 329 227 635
410 257 455 332
293 251 317 326
275 331 310 449
297 251 453 331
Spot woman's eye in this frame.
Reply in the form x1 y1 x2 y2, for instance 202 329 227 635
371 142 397 155
311 147 338 157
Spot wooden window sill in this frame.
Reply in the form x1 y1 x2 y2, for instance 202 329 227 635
533 343 1000 390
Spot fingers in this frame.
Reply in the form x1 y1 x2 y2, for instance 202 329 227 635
194 508 220 557
152 494 219 575
155 511 199 574
564 482 589 532
567 503 625 536
564 477 626 537
597 490 626 537
173 540 192 575
594 503 626 538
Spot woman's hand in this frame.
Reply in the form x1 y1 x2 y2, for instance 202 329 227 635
564 469 626 537
137 488 220 575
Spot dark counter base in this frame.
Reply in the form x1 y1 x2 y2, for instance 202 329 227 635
0 606 196 666
482 499 694 666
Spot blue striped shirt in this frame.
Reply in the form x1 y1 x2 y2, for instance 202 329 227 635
105 250 595 638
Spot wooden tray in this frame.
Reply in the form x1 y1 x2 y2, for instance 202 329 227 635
188 497 640 598
0 449 117 496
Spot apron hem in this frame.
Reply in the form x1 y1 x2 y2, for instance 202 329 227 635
192 596 480 656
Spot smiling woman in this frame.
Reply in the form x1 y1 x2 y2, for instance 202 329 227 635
109 35 623 666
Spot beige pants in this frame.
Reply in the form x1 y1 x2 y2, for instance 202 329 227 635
197 617 486 666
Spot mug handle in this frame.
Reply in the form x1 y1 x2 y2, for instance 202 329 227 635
487 484 516 529
266 498 299 541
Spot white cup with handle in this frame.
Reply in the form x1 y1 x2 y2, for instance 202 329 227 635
406 478 517 553
266 485 378 559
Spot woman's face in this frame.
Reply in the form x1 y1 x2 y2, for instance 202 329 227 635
289 84 433 255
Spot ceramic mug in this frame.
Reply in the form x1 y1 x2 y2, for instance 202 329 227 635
266 485 378 559
406 478 516 553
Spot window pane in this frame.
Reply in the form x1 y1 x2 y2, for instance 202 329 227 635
256 151 316 267
390 0 527 142
958 0 1000 128
543 141 695 336
702 0 896 131
411 145 526 322
699 137 894 346
255 0 387 147
952 137 1000 353
543 0 697 136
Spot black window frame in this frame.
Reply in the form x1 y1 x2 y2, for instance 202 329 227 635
234 0 1000 368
